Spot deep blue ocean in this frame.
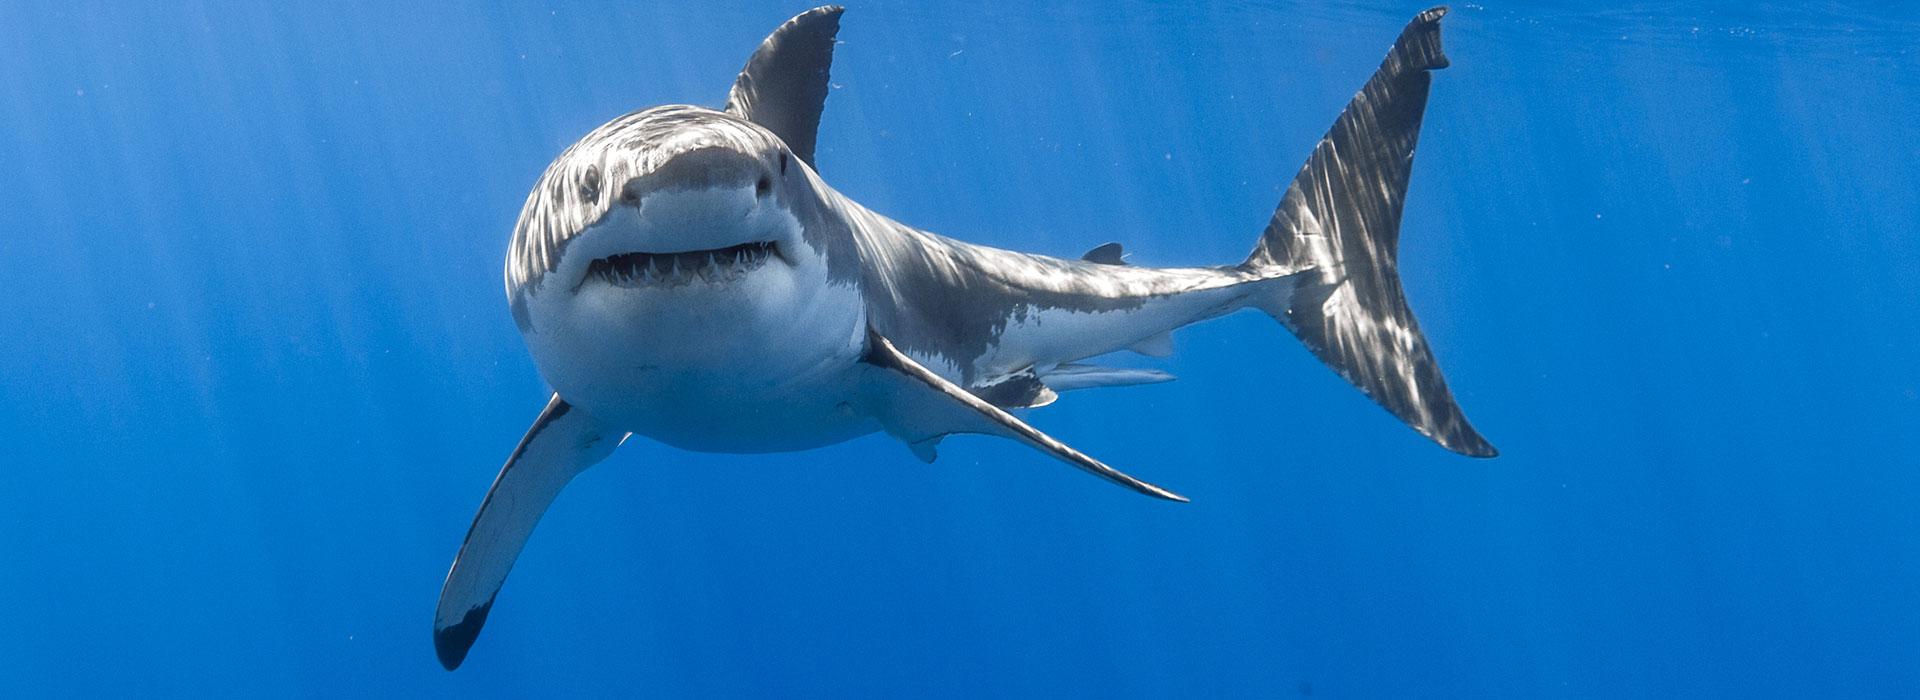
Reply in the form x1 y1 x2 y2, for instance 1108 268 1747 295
3 2 1916 697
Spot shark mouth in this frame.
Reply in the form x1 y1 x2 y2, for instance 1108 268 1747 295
585 241 778 288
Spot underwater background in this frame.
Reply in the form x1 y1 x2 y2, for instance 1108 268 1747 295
2 2 1916 697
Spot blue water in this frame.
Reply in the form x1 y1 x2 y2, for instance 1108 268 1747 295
3 2 1916 697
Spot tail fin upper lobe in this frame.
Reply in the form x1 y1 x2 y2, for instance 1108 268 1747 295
1246 7 1495 457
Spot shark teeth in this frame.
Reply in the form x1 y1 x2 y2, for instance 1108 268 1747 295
588 241 776 289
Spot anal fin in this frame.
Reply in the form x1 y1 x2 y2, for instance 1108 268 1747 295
857 327 1186 502
1128 331 1174 358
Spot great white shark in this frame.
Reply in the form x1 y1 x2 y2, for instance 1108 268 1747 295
435 5 1494 669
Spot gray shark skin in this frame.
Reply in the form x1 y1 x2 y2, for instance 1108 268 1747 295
435 5 1494 670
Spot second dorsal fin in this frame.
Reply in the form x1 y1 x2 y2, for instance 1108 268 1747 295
1081 242 1127 265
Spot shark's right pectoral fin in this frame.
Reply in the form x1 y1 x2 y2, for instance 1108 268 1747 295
434 394 623 670
857 328 1187 503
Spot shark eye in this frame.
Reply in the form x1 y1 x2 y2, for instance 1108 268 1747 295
778 151 789 175
580 165 601 202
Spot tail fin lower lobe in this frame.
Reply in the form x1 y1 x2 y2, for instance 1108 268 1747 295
1246 8 1495 457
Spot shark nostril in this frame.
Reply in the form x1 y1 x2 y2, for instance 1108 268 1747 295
755 174 772 197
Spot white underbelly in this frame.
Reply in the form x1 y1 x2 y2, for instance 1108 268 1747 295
585 356 879 453
523 269 876 453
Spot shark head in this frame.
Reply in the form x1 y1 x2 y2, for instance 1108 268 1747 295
505 105 819 317
505 105 865 440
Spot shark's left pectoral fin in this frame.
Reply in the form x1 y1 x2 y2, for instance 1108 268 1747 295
857 328 1187 502
725 6 843 167
434 394 624 670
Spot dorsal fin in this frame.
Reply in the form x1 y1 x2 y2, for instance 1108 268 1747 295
724 6 844 168
1081 242 1127 265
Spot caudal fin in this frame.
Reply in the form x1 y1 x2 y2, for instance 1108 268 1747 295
1245 7 1495 457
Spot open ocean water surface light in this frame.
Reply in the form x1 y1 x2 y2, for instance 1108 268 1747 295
1 2 1916 697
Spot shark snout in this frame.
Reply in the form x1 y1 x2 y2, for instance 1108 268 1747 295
565 144 803 294
616 145 776 209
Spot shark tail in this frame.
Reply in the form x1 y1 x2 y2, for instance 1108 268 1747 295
1242 7 1494 457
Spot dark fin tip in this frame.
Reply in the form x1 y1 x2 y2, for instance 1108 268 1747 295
1398 6 1452 71
1439 429 1498 458
434 598 495 671
793 5 845 28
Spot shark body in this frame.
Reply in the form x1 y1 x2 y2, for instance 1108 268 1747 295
436 6 1494 669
